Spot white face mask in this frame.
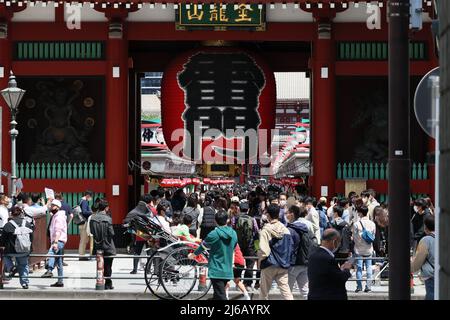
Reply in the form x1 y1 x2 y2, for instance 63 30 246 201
6 202 12 209
280 200 287 207
413 206 419 213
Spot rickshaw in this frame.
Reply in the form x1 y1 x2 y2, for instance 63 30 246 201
126 214 212 300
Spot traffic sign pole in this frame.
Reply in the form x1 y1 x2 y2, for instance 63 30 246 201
430 75 440 300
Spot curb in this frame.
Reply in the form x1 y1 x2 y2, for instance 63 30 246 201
0 290 425 300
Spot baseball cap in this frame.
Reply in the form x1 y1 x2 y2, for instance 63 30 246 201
231 196 240 203
239 201 249 212
51 199 62 208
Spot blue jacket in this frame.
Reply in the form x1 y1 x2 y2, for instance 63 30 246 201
318 208 330 236
259 221 293 270
80 199 93 219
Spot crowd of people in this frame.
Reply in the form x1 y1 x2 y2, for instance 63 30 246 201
0 191 115 289
0 185 436 300
124 186 436 300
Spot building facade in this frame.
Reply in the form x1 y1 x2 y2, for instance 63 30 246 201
0 0 438 247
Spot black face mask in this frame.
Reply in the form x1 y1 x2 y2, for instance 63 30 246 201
51 208 59 214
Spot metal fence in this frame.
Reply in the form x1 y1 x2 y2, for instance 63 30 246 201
0 249 399 292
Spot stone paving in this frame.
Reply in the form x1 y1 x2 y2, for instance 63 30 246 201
0 250 426 300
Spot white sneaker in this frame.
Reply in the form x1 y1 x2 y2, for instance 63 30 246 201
243 292 251 300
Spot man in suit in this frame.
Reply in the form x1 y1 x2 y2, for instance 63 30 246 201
307 228 353 300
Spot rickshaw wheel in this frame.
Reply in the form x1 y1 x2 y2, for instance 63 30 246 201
159 246 212 300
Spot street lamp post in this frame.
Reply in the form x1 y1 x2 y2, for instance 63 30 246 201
1 71 26 198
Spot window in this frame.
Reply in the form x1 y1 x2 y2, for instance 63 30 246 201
141 73 163 95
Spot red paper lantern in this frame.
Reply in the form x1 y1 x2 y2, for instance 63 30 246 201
161 47 276 163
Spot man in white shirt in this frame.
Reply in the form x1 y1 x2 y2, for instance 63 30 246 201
305 197 321 244
21 194 49 218
0 195 11 228
353 205 376 293
152 203 172 234
361 189 380 221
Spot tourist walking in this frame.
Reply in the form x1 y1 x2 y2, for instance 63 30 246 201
188 210 238 300
41 199 67 287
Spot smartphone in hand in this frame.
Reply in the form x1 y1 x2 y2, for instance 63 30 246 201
346 256 355 265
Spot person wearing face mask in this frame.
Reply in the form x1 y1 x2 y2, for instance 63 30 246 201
361 189 380 221
305 197 321 244
317 197 330 237
41 200 67 287
307 228 353 300
352 206 376 293
411 198 432 248
0 195 11 228
278 193 288 225
1 205 34 289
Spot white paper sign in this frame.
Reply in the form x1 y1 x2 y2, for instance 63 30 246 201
45 188 55 199
112 185 120 196
321 186 328 197
15 178 23 190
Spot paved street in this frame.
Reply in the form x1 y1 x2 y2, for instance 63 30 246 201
0 250 425 300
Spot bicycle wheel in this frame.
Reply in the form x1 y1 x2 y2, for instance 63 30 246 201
144 250 173 300
159 246 212 300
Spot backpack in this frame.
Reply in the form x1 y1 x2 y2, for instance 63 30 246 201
23 212 35 230
10 220 32 253
334 221 352 254
236 214 254 249
288 223 317 266
182 207 199 233
72 200 85 225
360 221 375 244
260 233 293 270
200 206 216 228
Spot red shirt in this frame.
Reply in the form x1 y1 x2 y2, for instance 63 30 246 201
234 244 245 267
149 205 157 216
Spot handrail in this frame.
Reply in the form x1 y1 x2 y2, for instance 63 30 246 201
0 249 405 294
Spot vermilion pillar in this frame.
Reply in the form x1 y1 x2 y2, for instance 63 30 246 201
0 16 12 194
105 20 129 224
311 19 336 198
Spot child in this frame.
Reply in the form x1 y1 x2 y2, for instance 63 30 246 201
173 215 201 243
225 243 251 300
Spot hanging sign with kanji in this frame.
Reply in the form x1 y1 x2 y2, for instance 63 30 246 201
176 3 266 30
141 123 165 148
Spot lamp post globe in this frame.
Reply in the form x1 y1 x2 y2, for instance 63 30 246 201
1 71 26 198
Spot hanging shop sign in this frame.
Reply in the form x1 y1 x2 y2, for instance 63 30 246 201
141 123 165 148
161 47 276 164
176 3 266 31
